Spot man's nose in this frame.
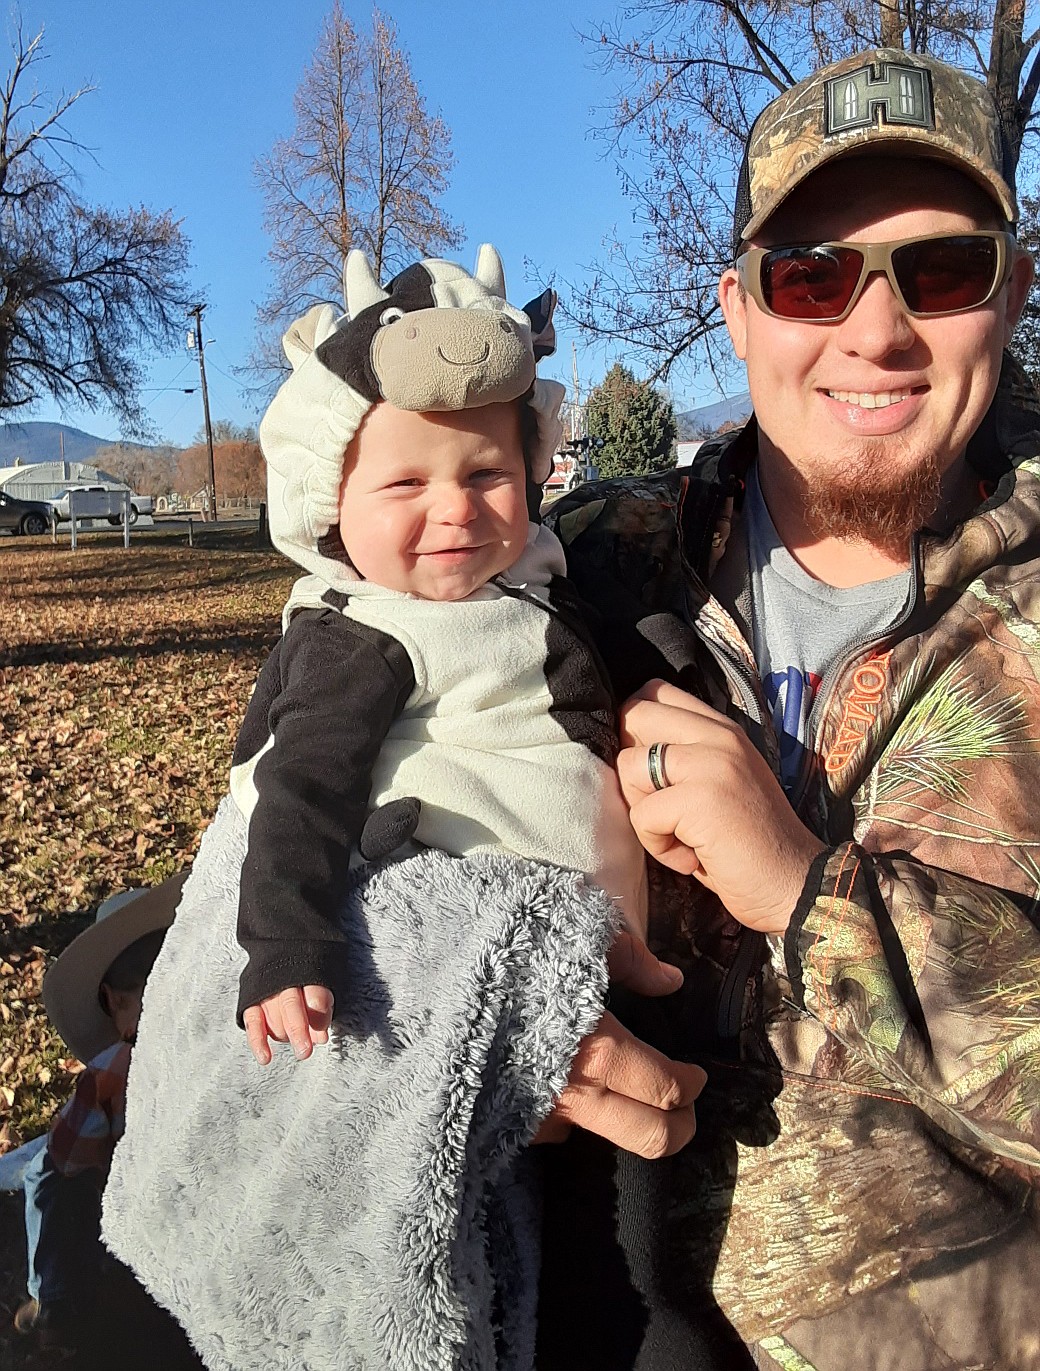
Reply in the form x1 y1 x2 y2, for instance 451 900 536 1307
835 269 916 361
431 484 477 523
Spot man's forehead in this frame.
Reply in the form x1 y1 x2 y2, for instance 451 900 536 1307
750 153 1001 246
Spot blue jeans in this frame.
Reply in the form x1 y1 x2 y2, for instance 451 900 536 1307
23 1143 105 1310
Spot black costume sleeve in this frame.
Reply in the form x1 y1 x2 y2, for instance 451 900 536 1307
234 608 415 1023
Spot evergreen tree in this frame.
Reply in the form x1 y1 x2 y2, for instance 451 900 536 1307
585 364 677 479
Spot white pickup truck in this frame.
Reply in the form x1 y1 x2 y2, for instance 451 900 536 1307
52 483 154 525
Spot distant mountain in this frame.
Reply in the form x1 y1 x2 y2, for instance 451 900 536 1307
676 391 752 439
0 422 154 467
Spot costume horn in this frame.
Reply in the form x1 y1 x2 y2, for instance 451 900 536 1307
344 249 389 319
474 243 507 300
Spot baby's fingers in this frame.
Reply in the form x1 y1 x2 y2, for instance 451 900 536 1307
274 987 319 1060
303 985 334 1045
245 987 334 1064
243 1005 274 1067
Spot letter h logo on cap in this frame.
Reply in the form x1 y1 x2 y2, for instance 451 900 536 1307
825 61 935 137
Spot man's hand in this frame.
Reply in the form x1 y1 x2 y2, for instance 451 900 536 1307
618 679 826 936
243 985 335 1066
533 931 707 1159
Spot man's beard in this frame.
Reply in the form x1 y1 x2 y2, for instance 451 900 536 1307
803 440 944 552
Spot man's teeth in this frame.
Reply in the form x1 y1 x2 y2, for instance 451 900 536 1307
826 390 911 409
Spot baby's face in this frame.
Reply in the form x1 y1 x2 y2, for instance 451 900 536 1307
337 401 530 601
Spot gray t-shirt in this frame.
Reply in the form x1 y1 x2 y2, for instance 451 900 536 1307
743 466 910 791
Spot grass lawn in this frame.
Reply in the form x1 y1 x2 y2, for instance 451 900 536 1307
0 526 296 1366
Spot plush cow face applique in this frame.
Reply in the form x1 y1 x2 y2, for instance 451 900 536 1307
317 244 557 412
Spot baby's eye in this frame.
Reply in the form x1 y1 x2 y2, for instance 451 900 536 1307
388 477 422 488
380 307 405 326
471 468 505 482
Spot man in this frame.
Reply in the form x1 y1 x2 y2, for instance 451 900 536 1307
537 47 1040 1371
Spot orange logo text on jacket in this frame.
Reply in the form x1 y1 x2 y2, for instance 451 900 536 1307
824 651 893 775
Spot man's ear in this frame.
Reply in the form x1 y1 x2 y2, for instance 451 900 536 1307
1003 246 1035 345
718 268 749 361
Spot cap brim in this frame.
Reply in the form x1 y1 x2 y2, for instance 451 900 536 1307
43 874 188 1064
740 136 1016 248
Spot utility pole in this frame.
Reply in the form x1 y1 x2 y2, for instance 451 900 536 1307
570 342 583 442
187 303 217 521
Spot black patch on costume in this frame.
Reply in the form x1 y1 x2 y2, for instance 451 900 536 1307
317 525 355 568
523 287 557 359
315 263 437 401
358 796 422 862
543 575 619 765
321 587 352 611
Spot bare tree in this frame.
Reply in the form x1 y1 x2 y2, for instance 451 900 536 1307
93 441 179 496
569 0 1040 383
254 2 463 343
0 22 192 434
176 435 265 502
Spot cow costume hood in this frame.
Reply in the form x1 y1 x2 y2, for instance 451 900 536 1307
259 244 566 587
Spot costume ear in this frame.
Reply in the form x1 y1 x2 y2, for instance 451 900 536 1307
344 249 389 319
474 243 507 299
523 288 557 359
282 304 340 370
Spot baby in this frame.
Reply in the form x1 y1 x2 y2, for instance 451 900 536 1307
230 246 647 1064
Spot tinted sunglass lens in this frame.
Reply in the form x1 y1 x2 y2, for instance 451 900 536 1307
894 235 998 314
761 246 862 319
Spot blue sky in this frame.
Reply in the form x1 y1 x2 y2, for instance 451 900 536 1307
11 1 734 447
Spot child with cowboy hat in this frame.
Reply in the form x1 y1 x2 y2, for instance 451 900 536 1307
13 875 185 1356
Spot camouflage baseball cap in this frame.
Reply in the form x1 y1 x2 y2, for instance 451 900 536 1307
733 48 1016 257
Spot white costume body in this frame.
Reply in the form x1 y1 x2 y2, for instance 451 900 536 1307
231 524 647 1013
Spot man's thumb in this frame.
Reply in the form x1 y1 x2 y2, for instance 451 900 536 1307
607 930 684 997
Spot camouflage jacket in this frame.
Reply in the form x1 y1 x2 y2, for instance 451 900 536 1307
541 356 1040 1371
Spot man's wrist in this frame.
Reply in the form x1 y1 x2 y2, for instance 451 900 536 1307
760 833 828 936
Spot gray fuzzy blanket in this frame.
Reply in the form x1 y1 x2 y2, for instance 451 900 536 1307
102 798 615 1371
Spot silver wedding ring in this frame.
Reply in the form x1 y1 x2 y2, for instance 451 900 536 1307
647 742 669 791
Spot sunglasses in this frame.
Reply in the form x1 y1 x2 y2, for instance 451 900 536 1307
737 230 1017 323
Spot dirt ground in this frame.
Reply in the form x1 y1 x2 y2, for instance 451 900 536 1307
0 524 295 1369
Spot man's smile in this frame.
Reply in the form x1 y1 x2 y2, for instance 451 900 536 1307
823 388 914 409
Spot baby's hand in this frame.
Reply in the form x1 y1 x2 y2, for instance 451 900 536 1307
243 985 334 1066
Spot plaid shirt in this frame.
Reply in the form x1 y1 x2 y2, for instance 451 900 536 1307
47 1040 131 1178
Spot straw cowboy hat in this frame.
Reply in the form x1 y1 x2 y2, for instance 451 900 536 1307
43 874 187 1063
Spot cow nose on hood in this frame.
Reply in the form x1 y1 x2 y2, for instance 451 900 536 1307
372 308 535 411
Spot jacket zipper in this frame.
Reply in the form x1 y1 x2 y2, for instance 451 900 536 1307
789 534 923 815
686 535 922 1038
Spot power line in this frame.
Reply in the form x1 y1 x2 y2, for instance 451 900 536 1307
203 357 238 385
141 359 196 395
